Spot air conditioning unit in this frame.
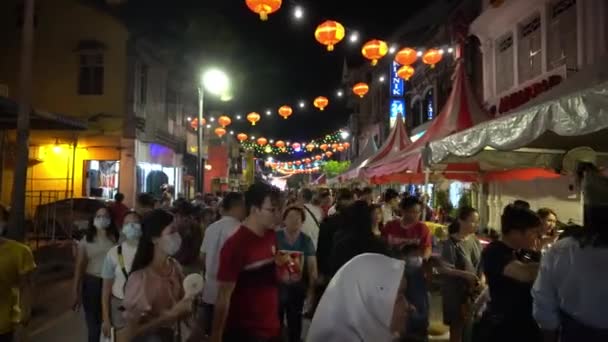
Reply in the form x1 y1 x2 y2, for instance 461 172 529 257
0 84 8 97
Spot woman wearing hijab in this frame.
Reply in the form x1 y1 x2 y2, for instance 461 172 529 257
307 253 409 342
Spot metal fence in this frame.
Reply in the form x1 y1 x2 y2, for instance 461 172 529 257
25 189 72 245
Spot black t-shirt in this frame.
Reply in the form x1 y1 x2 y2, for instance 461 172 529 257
480 241 534 320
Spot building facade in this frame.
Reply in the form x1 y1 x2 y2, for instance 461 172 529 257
343 0 483 162
0 0 190 210
473 0 608 113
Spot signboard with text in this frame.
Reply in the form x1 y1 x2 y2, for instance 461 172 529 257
390 61 404 97
389 61 406 128
389 99 405 128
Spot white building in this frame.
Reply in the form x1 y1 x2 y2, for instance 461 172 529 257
473 0 608 109
469 0 608 227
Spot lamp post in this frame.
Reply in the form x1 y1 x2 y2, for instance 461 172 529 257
196 69 230 194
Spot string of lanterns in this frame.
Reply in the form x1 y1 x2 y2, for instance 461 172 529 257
239 130 350 156
185 2 455 144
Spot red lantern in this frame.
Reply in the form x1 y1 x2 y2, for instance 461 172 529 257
422 48 443 68
319 144 328 151
337 145 345 152
331 143 338 150
313 96 329 111
352 82 369 98
325 151 333 158
275 140 285 148
343 142 350 149
361 39 388 66
257 137 268 146
292 142 301 150
306 143 315 152
278 105 293 119
245 0 282 21
237 133 248 142
217 115 231 128
190 117 206 130
395 47 418 66
247 112 261 126
397 65 415 81
315 155 322 161
214 127 226 138
314 20 345 52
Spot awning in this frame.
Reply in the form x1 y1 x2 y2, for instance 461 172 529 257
427 61 608 167
340 112 411 181
0 96 87 130
363 59 491 180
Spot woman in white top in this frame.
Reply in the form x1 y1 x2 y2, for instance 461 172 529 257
71 207 119 342
307 253 410 342
101 211 142 337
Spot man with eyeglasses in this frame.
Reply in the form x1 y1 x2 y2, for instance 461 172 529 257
210 183 282 342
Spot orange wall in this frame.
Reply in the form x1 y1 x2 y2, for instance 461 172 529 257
204 145 229 194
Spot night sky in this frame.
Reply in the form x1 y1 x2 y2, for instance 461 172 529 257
119 0 429 141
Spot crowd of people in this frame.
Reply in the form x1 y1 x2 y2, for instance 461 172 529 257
1 169 608 342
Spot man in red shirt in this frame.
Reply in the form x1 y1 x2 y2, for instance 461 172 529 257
210 183 281 342
381 196 432 259
109 193 129 228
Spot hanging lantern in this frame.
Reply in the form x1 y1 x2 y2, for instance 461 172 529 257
395 47 418 66
245 0 282 21
237 133 248 142
292 142 301 151
314 20 345 52
275 140 285 148
313 96 329 111
319 143 329 151
325 151 333 157
247 112 261 126
257 137 268 146
315 155 322 161
331 143 339 150
295 160 302 166
278 105 293 119
397 65 415 81
190 117 206 130
422 48 443 68
343 142 350 149
214 127 227 138
352 82 369 98
306 143 315 152
305 158 311 164
217 115 232 128
337 145 345 152
264 145 272 153
361 39 388 66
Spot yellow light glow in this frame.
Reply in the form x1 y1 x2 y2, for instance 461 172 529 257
53 145 62 154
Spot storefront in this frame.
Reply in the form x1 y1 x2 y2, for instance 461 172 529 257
84 160 120 199
135 141 183 198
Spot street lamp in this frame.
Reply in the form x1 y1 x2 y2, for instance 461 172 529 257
197 68 230 194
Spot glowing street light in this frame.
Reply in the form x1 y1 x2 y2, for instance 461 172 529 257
349 32 359 43
197 68 230 192
293 6 303 19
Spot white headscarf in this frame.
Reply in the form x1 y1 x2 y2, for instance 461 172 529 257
307 253 405 342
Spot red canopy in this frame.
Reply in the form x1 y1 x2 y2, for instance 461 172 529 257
339 112 411 180
363 60 491 180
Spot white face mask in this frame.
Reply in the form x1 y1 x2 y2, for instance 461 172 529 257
159 232 182 256
94 217 111 230
123 223 142 241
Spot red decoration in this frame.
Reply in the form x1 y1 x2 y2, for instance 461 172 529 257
217 115 231 128
190 117 206 130
278 105 293 119
257 137 268 146
237 133 248 142
395 47 418 66
422 48 443 68
352 82 369 98
361 39 388 66
320 144 328 151
275 140 285 148
214 127 226 138
245 0 282 21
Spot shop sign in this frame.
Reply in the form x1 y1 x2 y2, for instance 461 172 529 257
389 99 405 128
494 75 563 115
390 61 404 97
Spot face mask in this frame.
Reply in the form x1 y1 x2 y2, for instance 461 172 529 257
159 232 182 256
123 223 142 241
94 217 111 230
